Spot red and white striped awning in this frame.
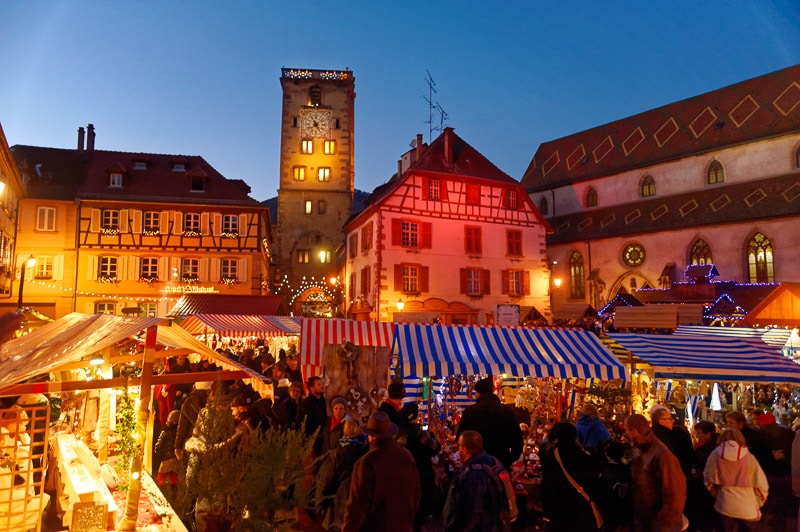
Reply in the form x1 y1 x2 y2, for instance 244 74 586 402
180 314 301 338
299 318 395 367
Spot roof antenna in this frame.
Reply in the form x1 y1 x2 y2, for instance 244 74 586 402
423 70 449 143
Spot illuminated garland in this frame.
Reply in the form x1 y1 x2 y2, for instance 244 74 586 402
272 274 342 307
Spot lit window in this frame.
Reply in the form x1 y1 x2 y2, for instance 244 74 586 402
641 175 656 197
428 179 440 200
222 215 238 234
35 256 53 279
297 250 309 263
221 259 238 280
301 140 313 154
141 303 157 317
293 166 306 181
707 160 724 184
319 250 331 263
402 265 419 293
181 258 199 281
586 187 598 207
318 167 331 181
102 210 120 230
324 140 336 154
465 226 482 255
622 243 646 267
569 251 585 299
95 302 115 314
183 213 201 233
401 221 419 248
506 230 522 256
143 211 160 233
747 233 774 283
36 207 56 231
690 239 713 265
99 256 118 280
141 257 159 280
109 173 123 188
305 201 312 214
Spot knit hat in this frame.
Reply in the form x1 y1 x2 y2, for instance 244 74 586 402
331 396 348 409
474 377 494 395
399 403 419 424
757 412 776 426
388 380 406 399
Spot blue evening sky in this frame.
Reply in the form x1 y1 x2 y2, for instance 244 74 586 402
1 1 799 201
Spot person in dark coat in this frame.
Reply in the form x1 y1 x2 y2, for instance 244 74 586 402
297 376 328 456
319 419 369 531
687 420 721 532
323 396 352 452
284 352 304 387
540 422 603 531
283 381 304 430
167 353 194 400
651 405 694 477
596 440 632 532
343 412 420 532
378 379 406 429
174 381 211 460
400 403 444 530
457 377 523 471
443 429 508 532
154 409 181 502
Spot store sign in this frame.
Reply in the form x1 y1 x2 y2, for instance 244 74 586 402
495 304 520 326
161 285 219 293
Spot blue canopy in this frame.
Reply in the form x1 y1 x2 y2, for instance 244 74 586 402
609 332 800 383
394 323 626 380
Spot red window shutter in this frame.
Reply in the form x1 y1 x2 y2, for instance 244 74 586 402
459 268 467 294
475 227 482 254
421 222 432 248
482 269 491 295
501 270 509 295
500 189 508 208
441 179 448 202
394 264 403 291
349 273 356 299
392 218 402 246
422 177 430 199
523 270 531 295
420 266 429 292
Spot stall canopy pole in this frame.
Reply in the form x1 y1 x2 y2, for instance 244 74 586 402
97 345 112 463
118 325 158 531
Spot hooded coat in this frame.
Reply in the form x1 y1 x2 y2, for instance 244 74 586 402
703 440 769 521
575 413 611 454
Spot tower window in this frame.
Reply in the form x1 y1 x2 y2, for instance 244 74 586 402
324 140 336 154
309 85 322 106
301 140 313 154
304 201 312 214
317 167 331 181
293 166 306 181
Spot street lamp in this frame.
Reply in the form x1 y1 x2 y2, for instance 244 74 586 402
17 256 36 310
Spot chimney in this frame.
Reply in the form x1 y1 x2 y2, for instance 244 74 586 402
87 124 95 152
444 127 453 165
415 134 424 162
77 127 85 151
397 160 403 178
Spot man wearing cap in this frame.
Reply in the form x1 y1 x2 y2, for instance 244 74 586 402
343 411 420 531
378 379 406 429
457 376 523 471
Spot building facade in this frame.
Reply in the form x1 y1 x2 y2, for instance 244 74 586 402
11 125 270 319
345 128 552 324
521 65 800 318
0 122 26 299
273 68 355 317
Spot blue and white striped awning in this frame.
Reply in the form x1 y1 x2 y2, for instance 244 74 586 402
394 324 626 380
674 325 800 358
609 333 800 383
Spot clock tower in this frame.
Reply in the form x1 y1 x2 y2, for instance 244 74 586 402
274 67 355 316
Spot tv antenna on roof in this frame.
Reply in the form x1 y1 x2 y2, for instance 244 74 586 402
423 70 448 143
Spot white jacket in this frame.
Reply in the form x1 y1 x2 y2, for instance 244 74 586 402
703 441 768 521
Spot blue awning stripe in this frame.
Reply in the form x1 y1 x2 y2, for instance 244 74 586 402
395 324 626 380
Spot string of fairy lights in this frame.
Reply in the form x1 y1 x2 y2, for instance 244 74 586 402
24 278 181 304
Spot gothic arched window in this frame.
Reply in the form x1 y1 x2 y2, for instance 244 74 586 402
539 196 549 216
569 250 585 299
707 160 724 184
747 233 774 283
690 239 713 265
585 187 598 208
641 175 656 197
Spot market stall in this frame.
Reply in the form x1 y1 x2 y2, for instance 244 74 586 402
299 318 395 419
673 325 800 359
178 313 301 354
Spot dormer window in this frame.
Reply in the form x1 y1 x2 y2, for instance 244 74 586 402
190 177 205 192
172 163 186 172
133 161 147 170
109 173 123 188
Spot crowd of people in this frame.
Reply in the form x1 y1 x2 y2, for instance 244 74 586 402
149 354 800 532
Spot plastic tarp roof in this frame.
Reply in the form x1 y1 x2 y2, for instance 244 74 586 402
395 323 626 380
673 325 800 358
180 314 301 338
608 333 800 383
0 313 163 389
300 318 395 366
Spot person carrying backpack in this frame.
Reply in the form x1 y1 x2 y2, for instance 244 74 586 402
443 430 517 531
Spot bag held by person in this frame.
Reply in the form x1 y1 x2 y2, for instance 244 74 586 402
469 456 518 525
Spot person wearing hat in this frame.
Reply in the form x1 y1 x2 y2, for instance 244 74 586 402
457 376 523 471
378 379 406 429
342 411 420 531
274 378 291 402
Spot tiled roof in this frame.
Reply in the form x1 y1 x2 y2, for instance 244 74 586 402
522 64 800 191
166 294 289 317
78 150 260 205
11 146 91 200
413 128 517 184
545 173 800 245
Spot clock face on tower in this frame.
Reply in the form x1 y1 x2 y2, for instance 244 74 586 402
301 109 331 139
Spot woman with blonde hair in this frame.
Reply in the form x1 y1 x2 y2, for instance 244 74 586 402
703 427 768 530
319 418 368 531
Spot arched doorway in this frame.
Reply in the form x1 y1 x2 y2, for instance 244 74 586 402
292 286 336 317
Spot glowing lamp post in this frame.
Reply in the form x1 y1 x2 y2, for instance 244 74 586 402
17 256 36 310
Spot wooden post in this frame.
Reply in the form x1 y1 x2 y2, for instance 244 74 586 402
118 325 158 531
97 346 112 463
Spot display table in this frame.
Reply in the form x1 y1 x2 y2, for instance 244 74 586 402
53 433 118 530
